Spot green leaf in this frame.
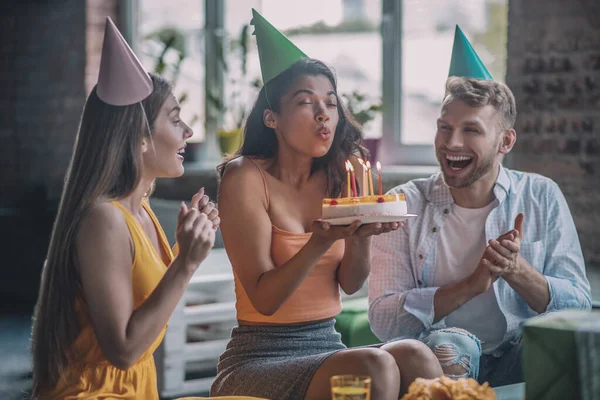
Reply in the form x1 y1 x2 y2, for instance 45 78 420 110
179 92 188 104
189 114 200 127
146 27 187 57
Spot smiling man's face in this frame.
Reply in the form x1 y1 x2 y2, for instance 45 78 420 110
435 98 503 189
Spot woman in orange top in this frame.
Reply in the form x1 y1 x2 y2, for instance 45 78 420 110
213 56 443 399
30 18 218 399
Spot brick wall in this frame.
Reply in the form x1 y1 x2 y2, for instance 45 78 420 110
506 0 600 265
86 0 118 94
0 1 86 205
0 0 119 304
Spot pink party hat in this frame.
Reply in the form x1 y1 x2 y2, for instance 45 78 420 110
97 17 153 106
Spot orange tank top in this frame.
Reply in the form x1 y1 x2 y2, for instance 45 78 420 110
233 159 344 324
43 199 173 400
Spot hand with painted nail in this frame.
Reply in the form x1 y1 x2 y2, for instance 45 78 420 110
190 187 220 229
176 202 216 272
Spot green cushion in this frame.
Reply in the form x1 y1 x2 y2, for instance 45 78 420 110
335 299 600 348
335 297 381 347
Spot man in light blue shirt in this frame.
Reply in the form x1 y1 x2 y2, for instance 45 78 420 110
368 26 591 387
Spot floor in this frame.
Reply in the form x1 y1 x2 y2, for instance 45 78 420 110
2 268 599 399
0 303 34 400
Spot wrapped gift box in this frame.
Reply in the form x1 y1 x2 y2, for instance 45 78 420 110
523 309 600 400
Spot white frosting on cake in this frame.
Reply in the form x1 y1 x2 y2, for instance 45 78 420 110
322 194 407 220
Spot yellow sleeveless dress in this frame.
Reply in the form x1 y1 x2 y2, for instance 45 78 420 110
43 199 173 399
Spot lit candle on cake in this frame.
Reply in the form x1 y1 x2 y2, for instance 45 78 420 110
376 161 383 195
358 159 368 197
366 161 374 196
349 162 358 197
345 161 351 198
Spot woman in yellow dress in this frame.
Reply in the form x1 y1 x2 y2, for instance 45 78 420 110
30 18 219 399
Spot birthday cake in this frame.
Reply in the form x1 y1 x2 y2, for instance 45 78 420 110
321 193 407 221
319 160 408 223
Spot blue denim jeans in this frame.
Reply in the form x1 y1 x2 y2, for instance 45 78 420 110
420 328 523 387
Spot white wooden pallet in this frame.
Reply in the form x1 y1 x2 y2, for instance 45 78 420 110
156 248 237 398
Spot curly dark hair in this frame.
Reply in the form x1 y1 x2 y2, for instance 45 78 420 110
218 58 366 197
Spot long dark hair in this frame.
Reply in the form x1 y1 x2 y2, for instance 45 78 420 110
31 74 172 396
218 58 366 197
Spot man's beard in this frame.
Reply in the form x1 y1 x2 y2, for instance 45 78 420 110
439 149 497 189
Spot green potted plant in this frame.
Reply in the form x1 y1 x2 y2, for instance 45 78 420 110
145 27 202 161
342 91 383 161
342 91 383 128
208 24 262 156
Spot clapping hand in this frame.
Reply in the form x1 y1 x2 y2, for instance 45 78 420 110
175 202 216 272
482 213 524 278
189 187 220 229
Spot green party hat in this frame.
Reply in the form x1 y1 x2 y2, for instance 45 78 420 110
448 25 492 80
251 8 308 84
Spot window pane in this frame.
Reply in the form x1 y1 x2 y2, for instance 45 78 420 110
222 0 262 133
224 0 383 140
401 0 508 145
137 0 206 142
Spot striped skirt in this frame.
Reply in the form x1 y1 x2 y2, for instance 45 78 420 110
210 319 346 400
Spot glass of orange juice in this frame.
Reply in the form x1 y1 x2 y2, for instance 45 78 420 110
330 375 371 400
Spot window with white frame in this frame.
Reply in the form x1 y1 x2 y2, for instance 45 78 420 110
131 0 507 165
224 0 384 162
381 0 507 165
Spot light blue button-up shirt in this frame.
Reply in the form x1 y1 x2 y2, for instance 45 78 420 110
368 166 591 354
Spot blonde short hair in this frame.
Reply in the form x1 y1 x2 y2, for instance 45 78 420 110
443 77 517 130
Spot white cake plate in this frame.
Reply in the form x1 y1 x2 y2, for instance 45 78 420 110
317 214 418 226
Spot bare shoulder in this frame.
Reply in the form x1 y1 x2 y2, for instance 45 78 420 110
222 156 263 179
76 202 131 253
220 157 266 196
80 202 128 233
